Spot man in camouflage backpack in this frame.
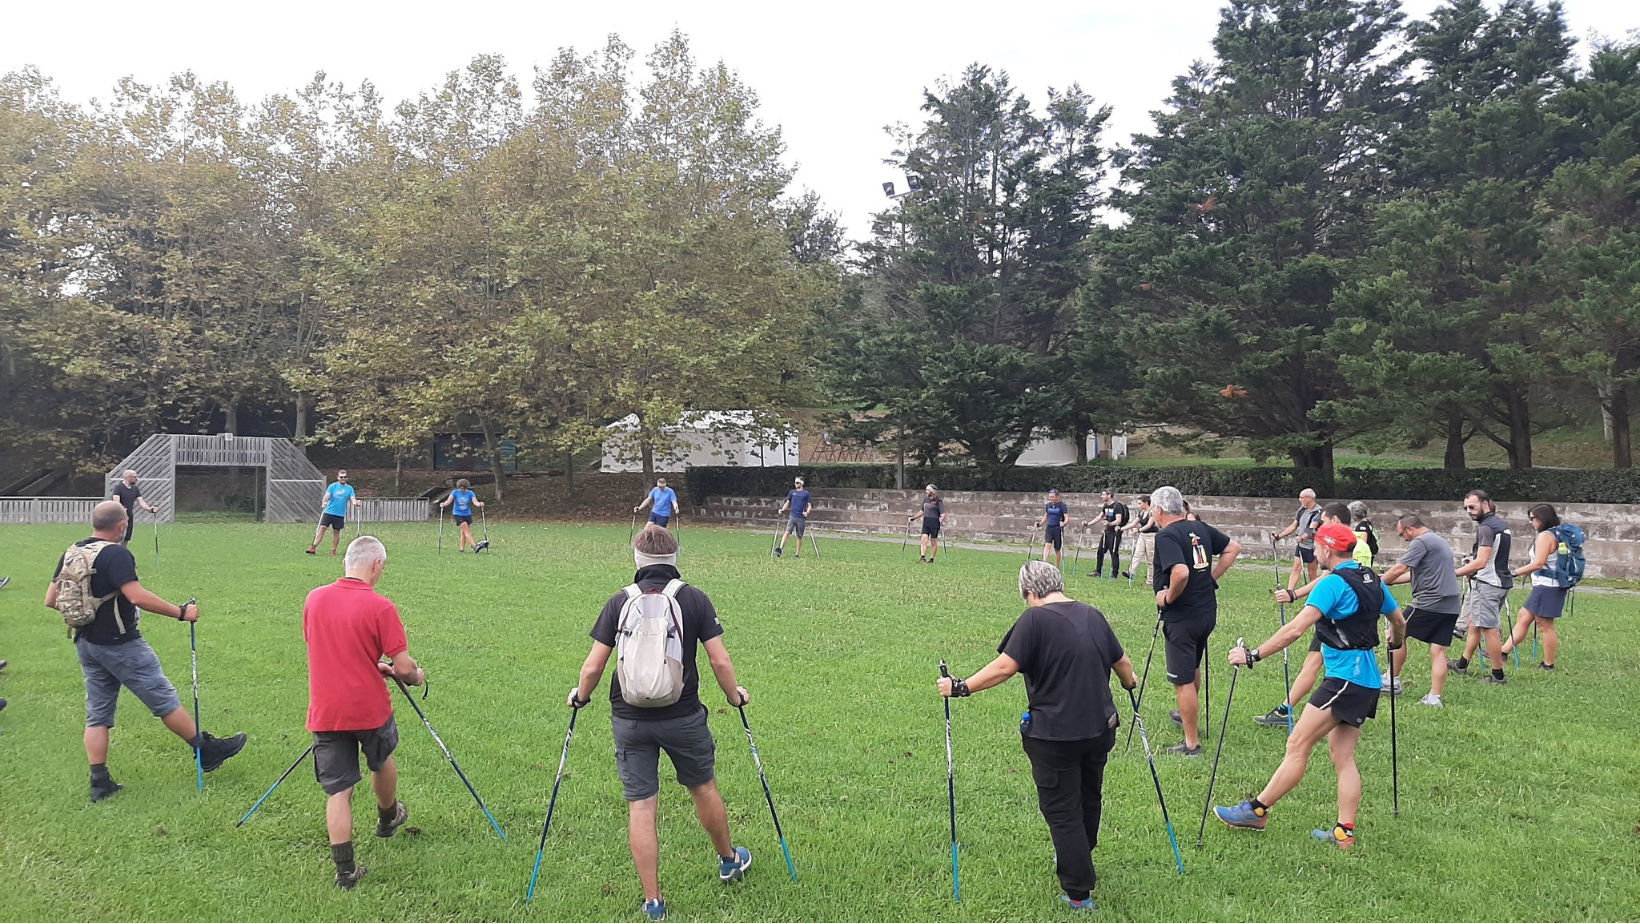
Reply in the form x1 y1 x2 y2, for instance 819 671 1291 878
45 501 246 802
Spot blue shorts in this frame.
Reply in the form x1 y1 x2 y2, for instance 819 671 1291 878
1523 585 1569 619
77 637 182 728
649 513 671 528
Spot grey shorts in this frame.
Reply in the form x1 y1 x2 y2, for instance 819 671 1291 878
1459 581 1509 631
787 516 807 537
313 716 400 795
77 637 182 728
612 708 717 801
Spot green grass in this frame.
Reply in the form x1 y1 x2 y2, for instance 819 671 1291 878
1 523 1636 921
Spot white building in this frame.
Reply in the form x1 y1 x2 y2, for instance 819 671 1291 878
601 411 799 473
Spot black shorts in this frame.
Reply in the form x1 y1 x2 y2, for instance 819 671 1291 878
1406 607 1459 646
313 716 399 795
1309 677 1379 728
648 513 671 528
922 519 941 538
1045 525 1063 550
320 512 346 530
1295 546 1316 564
454 514 473 525
1163 617 1215 686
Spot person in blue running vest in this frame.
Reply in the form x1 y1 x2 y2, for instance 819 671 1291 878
308 471 361 556
634 477 678 528
1213 523 1406 850
774 477 812 558
1034 489 1070 569
438 479 487 553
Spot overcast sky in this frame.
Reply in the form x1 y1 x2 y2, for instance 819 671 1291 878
6 1 1639 241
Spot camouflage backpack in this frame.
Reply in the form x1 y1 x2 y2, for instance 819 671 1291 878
52 541 123 636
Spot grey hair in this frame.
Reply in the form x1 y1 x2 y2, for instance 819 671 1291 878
1018 560 1065 599
1300 488 1316 499
1348 500 1368 520
344 536 387 570
1151 485 1185 516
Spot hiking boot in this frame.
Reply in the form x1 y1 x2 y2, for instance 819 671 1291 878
718 846 752 883
1476 674 1507 685
90 777 124 803
641 898 667 921
1165 742 1202 757
1214 800 1267 830
305 546 317 555
1419 693 1443 707
1448 659 1469 675
375 800 408 838
1254 706 1292 727
197 731 247 772
1059 893 1097 912
1312 826 1355 850
335 864 368 890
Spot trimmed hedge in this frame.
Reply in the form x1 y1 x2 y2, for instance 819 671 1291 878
685 463 1640 505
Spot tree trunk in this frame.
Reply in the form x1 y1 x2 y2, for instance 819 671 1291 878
1599 382 1615 441
564 450 576 496
479 414 505 501
294 393 309 455
1505 389 1532 470
1612 382 1633 469
224 396 240 496
1443 406 1467 470
1074 421 1089 463
896 436 905 490
394 453 404 493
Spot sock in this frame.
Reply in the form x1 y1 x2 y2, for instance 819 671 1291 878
1492 668 1505 680
331 841 356 875
90 763 111 782
378 803 398 824
1249 799 1269 817
1276 703 1291 715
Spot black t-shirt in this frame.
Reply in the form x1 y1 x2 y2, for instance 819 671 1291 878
922 498 944 522
999 600 1125 740
112 482 141 516
1153 519 1232 624
1101 502 1129 531
591 564 725 721
52 539 142 645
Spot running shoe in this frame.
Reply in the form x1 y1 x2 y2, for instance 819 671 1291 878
1169 709 1183 727
1476 674 1508 685
641 898 666 921
1165 742 1202 757
1254 706 1292 727
1418 693 1443 707
376 800 408 838
305 546 316 555
1448 659 1469 675
1312 826 1355 850
90 777 123 803
718 846 752 883
1059 894 1097 912
1537 662 1555 671
1214 800 1267 830
773 547 782 557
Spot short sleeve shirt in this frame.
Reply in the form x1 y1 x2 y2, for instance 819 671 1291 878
1471 513 1514 588
1044 501 1069 528
1153 519 1232 623
304 578 410 732
591 566 725 722
112 482 142 517
648 487 677 517
999 600 1124 740
53 539 141 645
786 489 812 517
922 498 944 521
450 489 476 517
324 483 356 517
1306 562 1398 688
1398 531 1461 613
1294 506 1322 548
1101 503 1128 529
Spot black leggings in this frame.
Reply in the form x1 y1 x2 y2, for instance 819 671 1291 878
1096 528 1121 576
1021 726 1116 901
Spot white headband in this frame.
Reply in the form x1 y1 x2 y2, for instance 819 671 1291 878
635 550 678 569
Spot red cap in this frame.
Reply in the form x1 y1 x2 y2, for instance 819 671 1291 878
1315 522 1357 553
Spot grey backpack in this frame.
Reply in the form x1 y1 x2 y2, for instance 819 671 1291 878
53 541 122 636
615 579 686 708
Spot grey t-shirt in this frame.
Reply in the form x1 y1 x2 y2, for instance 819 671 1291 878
1399 531 1461 613
1294 505 1322 549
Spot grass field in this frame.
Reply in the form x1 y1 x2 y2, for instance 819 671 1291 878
1 521 1636 922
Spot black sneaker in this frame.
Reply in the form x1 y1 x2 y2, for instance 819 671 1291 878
198 731 248 772
1169 709 1183 728
1254 706 1292 727
0 697 6 711
336 864 368 890
376 801 408 838
1448 659 1469 675
91 777 124 803
773 547 782 558
1477 674 1508 685
1538 662 1555 671
1165 742 1203 757
1121 572 1131 580
473 540 489 552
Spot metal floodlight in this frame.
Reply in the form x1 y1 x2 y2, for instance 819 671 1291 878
906 175 922 192
882 181 897 197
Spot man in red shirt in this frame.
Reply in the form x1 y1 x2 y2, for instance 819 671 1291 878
304 535 424 889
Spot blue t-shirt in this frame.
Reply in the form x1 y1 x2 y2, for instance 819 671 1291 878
1044 501 1069 528
450 488 476 517
324 483 356 517
786 489 811 518
648 487 677 517
1306 561 1398 688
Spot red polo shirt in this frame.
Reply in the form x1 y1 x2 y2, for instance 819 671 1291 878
304 578 408 732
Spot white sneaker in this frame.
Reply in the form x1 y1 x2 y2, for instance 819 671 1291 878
1419 693 1443 707
1381 673 1403 696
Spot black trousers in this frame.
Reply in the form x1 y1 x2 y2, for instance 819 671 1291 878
1096 528 1122 576
1021 725 1116 901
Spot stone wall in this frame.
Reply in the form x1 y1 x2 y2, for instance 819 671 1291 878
692 488 1635 577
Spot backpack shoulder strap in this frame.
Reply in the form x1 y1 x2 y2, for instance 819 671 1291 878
660 578 687 599
622 583 642 600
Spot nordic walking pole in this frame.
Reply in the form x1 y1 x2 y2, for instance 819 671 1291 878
769 518 782 558
1072 524 1084 573
809 529 821 559
438 504 445 553
1272 536 1294 735
1129 686 1185 875
392 677 507 840
1389 642 1400 817
939 660 960 903
526 703 580 903
1024 523 1039 562
477 506 490 552
1531 621 1538 662
900 518 914 561
153 516 161 571
737 699 797 881
629 511 637 545
236 745 315 826
1124 609 1164 752
1197 636 1245 848
189 597 201 791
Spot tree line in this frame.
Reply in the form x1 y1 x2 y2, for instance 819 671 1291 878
3 1 1638 491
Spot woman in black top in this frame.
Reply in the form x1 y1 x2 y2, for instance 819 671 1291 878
938 560 1137 909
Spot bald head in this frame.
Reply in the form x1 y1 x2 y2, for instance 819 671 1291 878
92 501 128 534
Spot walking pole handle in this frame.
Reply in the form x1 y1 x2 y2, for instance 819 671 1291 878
939 660 950 679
